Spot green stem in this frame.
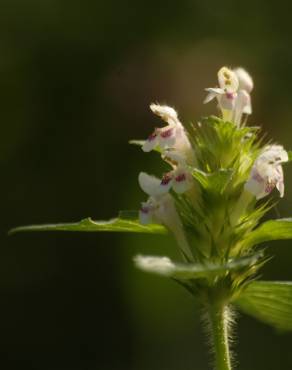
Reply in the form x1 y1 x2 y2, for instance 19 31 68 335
209 304 232 370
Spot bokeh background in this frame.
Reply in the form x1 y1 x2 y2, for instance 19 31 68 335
1 0 292 369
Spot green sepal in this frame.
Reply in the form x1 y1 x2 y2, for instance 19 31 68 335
192 116 260 172
134 252 263 280
243 218 292 248
235 281 292 331
9 214 168 236
192 168 233 194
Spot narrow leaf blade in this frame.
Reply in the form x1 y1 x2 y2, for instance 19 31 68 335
235 281 292 331
134 253 262 280
9 217 168 235
244 218 292 248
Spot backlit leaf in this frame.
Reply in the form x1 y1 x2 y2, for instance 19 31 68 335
9 216 168 236
235 281 292 331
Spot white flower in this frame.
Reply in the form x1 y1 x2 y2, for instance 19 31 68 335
138 172 180 225
245 145 288 199
138 151 193 198
138 172 193 261
142 104 193 160
159 151 194 194
134 255 175 275
204 66 253 125
204 67 238 113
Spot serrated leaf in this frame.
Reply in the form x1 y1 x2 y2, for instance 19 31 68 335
192 168 233 193
235 281 292 331
9 217 168 235
134 253 262 280
243 218 292 248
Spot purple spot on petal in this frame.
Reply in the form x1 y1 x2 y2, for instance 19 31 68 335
175 173 186 183
226 92 235 100
265 182 275 194
141 206 150 214
160 128 174 139
161 173 173 186
147 131 157 142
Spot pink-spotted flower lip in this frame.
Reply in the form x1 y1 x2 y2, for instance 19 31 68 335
143 125 176 152
175 173 186 182
161 173 173 186
142 103 193 159
204 66 253 125
137 172 180 227
147 131 158 142
139 149 193 199
244 145 288 199
158 152 193 195
139 199 158 225
137 172 164 225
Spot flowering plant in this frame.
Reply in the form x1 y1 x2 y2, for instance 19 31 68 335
10 67 292 370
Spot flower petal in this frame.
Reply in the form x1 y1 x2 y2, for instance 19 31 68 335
139 203 153 225
162 150 187 167
218 93 236 111
203 88 225 104
245 177 267 200
159 173 174 193
233 90 251 126
234 67 254 93
158 126 176 148
142 132 159 152
172 171 193 194
138 172 162 196
150 103 179 125
218 66 239 93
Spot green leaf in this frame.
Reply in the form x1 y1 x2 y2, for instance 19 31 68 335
134 253 262 280
9 217 168 236
192 168 233 194
243 218 292 248
287 150 292 162
235 281 292 331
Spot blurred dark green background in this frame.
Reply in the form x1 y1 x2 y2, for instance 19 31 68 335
2 0 292 369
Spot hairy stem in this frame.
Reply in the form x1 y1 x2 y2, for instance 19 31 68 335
208 304 233 370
